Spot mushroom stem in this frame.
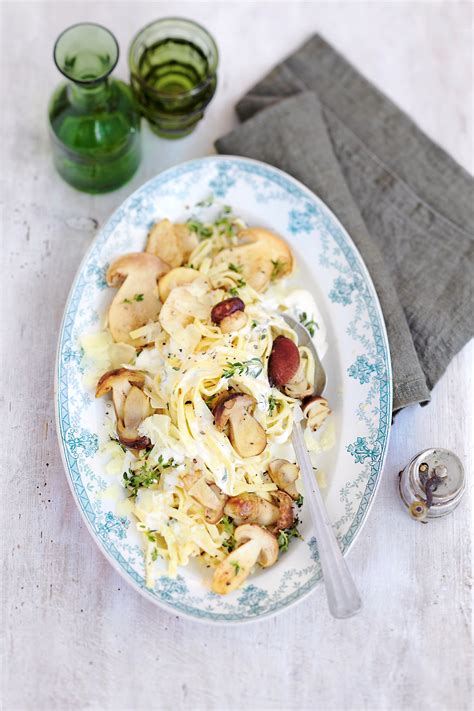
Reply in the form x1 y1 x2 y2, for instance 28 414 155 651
212 524 279 594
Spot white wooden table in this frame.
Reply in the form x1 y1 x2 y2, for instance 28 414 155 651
2 2 472 710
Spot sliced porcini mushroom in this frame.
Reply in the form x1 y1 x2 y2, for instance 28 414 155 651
302 395 331 432
146 219 198 268
106 253 169 345
96 368 146 419
182 473 228 524
205 484 228 524
224 493 279 526
268 336 300 387
283 361 313 399
213 393 267 458
268 459 300 500
115 386 152 450
220 311 248 333
269 491 295 533
96 369 151 450
116 419 151 450
211 227 293 292
234 524 279 567
212 524 278 594
211 297 245 324
158 267 201 302
211 538 261 594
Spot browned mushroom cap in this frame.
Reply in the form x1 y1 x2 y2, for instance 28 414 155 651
268 336 300 387
146 219 198 268
212 228 293 292
302 395 331 431
96 369 151 450
106 253 170 345
268 459 300 500
213 393 267 458
211 524 278 594
224 493 279 526
269 491 295 533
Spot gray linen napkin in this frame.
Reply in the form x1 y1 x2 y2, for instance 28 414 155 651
216 35 474 412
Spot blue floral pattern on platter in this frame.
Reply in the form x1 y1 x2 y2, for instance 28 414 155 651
55 156 392 623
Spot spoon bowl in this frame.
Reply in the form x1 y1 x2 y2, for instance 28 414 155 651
282 313 327 395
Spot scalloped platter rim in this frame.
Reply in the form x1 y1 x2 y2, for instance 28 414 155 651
55 156 392 624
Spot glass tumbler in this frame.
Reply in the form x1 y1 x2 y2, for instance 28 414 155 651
48 23 142 193
129 18 218 138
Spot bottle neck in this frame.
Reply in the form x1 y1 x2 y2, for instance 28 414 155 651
68 78 111 110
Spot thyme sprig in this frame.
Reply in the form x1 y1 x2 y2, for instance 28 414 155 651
222 357 263 379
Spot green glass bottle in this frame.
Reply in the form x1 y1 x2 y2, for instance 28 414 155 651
48 23 142 193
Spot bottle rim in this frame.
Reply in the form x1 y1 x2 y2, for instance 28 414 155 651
53 22 120 86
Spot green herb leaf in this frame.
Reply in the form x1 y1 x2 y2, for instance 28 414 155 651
296 494 304 508
298 311 318 337
268 395 277 415
122 298 132 304
271 258 287 281
123 456 176 497
220 515 236 551
196 195 214 207
187 219 213 239
228 263 242 273
134 293 144 302
230 560 241 576
251 320 258 330
222 357 263 379
277 521 302 553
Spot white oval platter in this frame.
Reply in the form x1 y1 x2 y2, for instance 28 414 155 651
55 156 392 623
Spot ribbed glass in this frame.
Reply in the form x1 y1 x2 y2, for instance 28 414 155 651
129 18 218 139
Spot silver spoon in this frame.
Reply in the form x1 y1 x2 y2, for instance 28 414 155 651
282 313 362 618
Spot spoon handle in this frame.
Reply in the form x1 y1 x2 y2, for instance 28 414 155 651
291 410 362 618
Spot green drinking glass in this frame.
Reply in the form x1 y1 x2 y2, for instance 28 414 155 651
129 18 218 139
48 23 142 193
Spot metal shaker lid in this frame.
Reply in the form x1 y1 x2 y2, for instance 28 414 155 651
399 448 465 520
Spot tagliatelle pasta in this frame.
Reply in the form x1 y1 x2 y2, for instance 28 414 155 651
83 204 332 593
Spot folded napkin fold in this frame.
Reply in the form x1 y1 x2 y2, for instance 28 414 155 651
216 35 474 412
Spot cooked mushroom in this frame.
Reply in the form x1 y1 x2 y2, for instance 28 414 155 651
224 493 279 526
302 395 331 432
212 524 279 594
96 368 151 450
211 297 245 324
268 459 300 500
96 368 146 418
182 473 228 524
220 311 248 333
268 336 300 387
158 267 202 302
205 484 228 524
213 393 267 458
211 228 293 292
269 490 295 533
283 362 313 399
106 253 169 345
146 219 198 268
